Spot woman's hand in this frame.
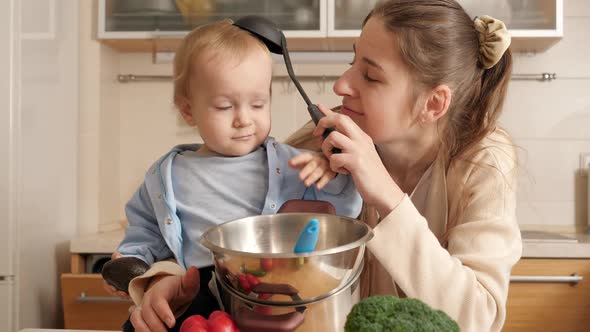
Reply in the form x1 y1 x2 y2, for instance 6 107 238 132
130 266 200 332
102 252 131 300
289 152 337 189
312 104 404 217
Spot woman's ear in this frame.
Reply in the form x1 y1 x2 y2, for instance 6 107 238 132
424 85 452 122
177 98 196 126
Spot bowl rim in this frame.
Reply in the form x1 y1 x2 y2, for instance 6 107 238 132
199 213 374 258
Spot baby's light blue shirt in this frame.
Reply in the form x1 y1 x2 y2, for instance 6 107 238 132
118 137 362 269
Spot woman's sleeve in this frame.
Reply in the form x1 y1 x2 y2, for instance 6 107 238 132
128 260 185 306
367 147 522 332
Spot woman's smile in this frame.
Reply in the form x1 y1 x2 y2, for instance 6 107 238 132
341 105 364 117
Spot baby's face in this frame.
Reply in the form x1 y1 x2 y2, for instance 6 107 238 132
187 48 272 156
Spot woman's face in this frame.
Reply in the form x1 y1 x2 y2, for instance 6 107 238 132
333 17 420 145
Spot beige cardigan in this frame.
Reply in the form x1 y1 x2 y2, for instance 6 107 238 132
129 128 522 332
359 128 522 332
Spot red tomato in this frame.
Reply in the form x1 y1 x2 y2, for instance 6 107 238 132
207 315 238 332
260 258 273 271
180 314 207 332
245 274 260 287
208 310 231 322
237 274 251 293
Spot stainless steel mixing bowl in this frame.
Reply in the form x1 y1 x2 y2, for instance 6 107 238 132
200 213 373 303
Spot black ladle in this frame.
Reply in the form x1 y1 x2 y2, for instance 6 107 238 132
233 16 340 153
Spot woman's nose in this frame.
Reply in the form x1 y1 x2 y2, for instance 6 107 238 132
233 108 252 127
333 69 355 97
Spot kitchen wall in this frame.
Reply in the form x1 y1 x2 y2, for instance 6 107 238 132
79 1 590 234
504 0 590 229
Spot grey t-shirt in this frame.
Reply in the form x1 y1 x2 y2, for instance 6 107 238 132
173 146 269 267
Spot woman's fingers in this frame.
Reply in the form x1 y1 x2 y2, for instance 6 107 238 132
121 291 131 300
102 280 131 299
313 106 362 140
328 152 352 175
102 280 115 294
116 290 130 300
130 308 150 332
152 296 176 328
141 302 168 332
321 130 352 158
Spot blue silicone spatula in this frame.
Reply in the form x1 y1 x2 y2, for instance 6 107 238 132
293 218 320 253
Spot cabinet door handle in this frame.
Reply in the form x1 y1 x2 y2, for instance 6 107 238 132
76 291 132 303
510 274 583 285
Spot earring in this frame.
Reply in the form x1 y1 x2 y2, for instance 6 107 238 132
421 115 427 124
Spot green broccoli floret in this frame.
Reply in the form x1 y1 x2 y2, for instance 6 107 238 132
345 295 460 332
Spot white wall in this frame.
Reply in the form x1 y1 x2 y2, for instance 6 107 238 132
505 0 590 228
17 0 79 329
78 1 590 233
78 0 120 235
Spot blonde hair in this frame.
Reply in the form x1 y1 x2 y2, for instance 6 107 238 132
173 19 270 108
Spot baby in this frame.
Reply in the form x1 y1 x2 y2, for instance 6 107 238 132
103 19 362 323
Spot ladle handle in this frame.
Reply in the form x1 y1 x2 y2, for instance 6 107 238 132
234 308 304 332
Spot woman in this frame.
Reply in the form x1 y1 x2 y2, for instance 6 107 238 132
288 1 520 331
125 1 522 331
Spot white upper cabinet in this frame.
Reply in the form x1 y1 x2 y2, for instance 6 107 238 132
458 0 563 38
98 0 563 51
327 0 380 37
99 0 327 38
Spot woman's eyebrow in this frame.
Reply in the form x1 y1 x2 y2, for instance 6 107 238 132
362 57 383 71
352 43 383 71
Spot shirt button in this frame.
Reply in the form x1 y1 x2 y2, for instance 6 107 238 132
165 217 173 225
276 167 281 175
158 194 163 199
270 203 276 209
272 142 277 148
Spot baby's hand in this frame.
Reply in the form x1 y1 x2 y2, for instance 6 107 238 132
289 152 336 190
102 252 131 300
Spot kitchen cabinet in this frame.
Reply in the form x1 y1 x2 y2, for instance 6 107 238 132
61 254 132 330
504 258 590 332
98 0 563 52
60 253 590 330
